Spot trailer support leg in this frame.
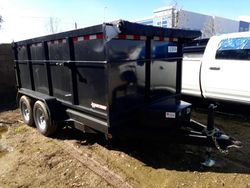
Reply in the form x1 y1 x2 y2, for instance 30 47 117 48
207 104 217 133
201 147 216 167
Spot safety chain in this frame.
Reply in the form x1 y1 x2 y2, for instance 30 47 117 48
212 135 229 154
204 128 229 154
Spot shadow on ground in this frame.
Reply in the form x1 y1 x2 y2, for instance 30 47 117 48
54 123 250 175
0 102 17 113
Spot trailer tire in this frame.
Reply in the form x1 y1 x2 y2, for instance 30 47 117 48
19 95 34 126
33 101 58 137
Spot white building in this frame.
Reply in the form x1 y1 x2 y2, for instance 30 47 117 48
136 6 250 38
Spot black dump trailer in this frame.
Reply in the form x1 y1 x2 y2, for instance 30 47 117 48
13 20 240 153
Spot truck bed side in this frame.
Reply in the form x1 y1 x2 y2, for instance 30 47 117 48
181 39 208 97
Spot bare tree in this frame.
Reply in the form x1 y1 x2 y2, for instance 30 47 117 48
202 17 224 38
169 0 184 28
0 15 3 29
46 17 60 34
202 17 216 38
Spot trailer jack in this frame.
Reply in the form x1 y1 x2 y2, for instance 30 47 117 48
206 104 241 152
201 147 216 167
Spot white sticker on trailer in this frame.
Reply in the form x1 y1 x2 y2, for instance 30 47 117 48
168 46 177 53
91 102 107 110
165 112 176 118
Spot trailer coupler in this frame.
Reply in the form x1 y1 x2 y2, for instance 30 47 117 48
205 127 242 154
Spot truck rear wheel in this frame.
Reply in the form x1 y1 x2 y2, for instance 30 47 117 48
19 95 34 126
33 101 58 137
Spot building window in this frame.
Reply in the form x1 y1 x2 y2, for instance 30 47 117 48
139 20 153 25
162 20 167 25
157 21 161 26
162 20 168 28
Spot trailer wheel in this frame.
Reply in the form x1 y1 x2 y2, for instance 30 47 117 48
19 96 34 126
33 101 57 137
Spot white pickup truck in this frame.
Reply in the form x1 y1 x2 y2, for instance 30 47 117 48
182 32 250 104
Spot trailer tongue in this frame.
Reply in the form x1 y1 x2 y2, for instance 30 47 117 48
13 20 241 164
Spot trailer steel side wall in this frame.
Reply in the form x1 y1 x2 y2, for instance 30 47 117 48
14 21 201 136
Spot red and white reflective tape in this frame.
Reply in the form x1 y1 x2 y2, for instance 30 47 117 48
48 39 67 45
114 34 146 40
153 37 178 42
73 33 104 43
18 34 178 49
31 43 43 47
113 34 178 42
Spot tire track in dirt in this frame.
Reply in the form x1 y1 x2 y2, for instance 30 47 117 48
55 140 133 188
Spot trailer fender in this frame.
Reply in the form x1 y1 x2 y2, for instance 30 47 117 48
17 88 66 122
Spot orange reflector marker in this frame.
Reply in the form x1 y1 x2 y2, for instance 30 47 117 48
107 133 113 139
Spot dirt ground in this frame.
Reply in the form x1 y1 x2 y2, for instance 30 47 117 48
0 108 250 188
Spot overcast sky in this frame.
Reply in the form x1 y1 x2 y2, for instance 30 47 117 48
0 0 250 43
